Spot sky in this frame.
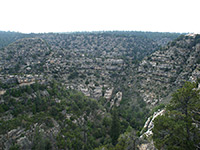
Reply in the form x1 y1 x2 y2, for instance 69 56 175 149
0 0 200 33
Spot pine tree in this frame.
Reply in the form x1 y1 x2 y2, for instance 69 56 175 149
153 81 200 149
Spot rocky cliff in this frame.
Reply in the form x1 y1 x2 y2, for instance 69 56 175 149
1 31 200 150
135 34 200 106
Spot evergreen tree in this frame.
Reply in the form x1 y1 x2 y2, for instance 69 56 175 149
110 108 121 145
153 81 200 150
32 128 52 150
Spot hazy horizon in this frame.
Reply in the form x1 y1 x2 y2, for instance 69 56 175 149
0 30 187 35
1 0 200 34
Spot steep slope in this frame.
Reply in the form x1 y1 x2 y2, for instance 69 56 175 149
0 31 36 49
1 31 191 150
0 32 180 101
0 81 108 150
0 38 51 75
135 34 200 106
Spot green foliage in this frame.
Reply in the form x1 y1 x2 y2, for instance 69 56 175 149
95 126 139 150
114 128 139 150
85 80 89 85
0 31 184 149
0 31 33 48
151 103 165 115
9 144 21 150
190 34 200 48
68 71 79 80
0 80 10 89
153 82 200 150
110 108 121 145
32 128 52 150
118 97 150 130
0 81 113 149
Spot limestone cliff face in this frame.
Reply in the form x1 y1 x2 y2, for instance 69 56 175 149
140 109 165 138
136 34 200 106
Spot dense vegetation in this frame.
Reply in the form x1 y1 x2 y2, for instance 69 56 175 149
0 81 106 149
153 81 200 150
0 30 181 50
0 80 148 149
0 31 36 48
2 31 199 150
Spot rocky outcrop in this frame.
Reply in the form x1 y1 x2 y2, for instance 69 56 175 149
136 34 200 105
0 32 180 101
3 32 200 150
140 109 165 138
138 141 156 150
0 119 60 150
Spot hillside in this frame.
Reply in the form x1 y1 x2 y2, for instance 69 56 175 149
0 31 181 100
1 31 200 150
0 31 36 49
135 34 200 106
0 81 108 150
